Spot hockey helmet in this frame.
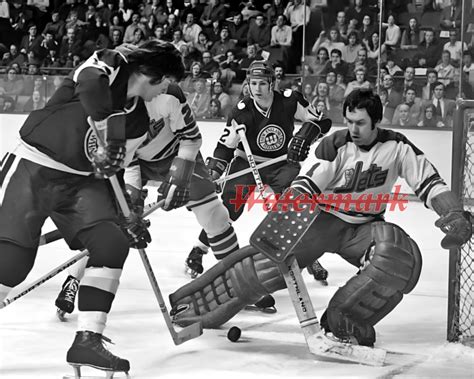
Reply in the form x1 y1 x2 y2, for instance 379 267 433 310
246 60 275 82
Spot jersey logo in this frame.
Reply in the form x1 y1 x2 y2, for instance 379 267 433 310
334 161 388 193
283 89 292 97
84 127 99 162
257 124 286 151
237 100 245 110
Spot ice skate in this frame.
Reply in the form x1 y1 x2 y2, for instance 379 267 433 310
66 331 130 378
307 260 328 286
184 247 206 278
56 275 80 321
244 294 277 314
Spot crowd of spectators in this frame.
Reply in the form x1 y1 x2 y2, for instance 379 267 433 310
0 0 472 127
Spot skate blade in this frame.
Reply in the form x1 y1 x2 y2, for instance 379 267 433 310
244 305 277 314
64 363 131 379
307 332 386 366
315 279 328 286
57 309 68 322
183 265 198 279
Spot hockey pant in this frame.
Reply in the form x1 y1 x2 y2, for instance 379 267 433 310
169 246 285 328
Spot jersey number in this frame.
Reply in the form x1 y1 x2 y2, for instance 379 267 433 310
219 128 231 144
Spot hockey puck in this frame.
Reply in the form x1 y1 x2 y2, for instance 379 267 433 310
227 326 241 342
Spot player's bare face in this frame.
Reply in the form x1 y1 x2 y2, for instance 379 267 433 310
249 78 272 105
345 108 378 146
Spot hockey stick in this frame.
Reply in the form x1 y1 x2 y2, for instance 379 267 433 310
250 198 386 366
91 122 202 345
38 200 163 247
0 250 89 309
214 154 288 186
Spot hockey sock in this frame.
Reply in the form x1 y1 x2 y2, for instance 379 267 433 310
78 311 108 334
68 256 88 281
0 284 12 302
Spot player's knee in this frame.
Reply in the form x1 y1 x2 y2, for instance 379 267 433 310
0 241 37 287
192 199 231 236
325 222 422 344
76 222 130 269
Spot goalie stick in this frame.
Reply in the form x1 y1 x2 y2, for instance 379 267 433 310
249 197 386 366
90 120 203 346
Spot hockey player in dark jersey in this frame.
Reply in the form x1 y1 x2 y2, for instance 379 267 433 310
55 82 239 318
169 89 472 348
184 60 332 309
0 41 185 376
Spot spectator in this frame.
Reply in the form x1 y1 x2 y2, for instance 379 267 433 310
400 17 424 51
171 29 187 51
440 0 462 30
227 12 249 51
359 14 376 44
131 27 146 46
413 29 442 68
98 1 116 26
302 82 314 103
311 27 345 56
397 66 421 97
22 89 45 112
239 43 260 71
204 98 224 119
393 103 417 127
193 31 213 54
183 13 202 45
109 14 125 41
0 66 24 97
269 14 292 66
208 19 222 43
341 31 362 64
344 66 372 97
239 80 250 99
382 73 403 116
266 0 286 25
364 31 387 63
117 0 132 24
0 95 15 113
181 61 209 94
188 77 211 118
240 0 261 21
422 81 455 127
393 88 422 126
417 104 442 128
201 51 220 75
164 13 181 41
200 0 227 32
123 12 140 44
443 29 468 66
211 80 232 117
152 25 165 41
42 11 65 42
307 46 329 78
324 69 345 123
273 64 292 93
1 44 25 67
378 87 393 125
284 0 310 73
462 51 474 85
382 15 401 51
58 27 82 67
421 69 439 101
311 81 331 110
247 14 271 51
434 50 457 88
39 31 59 60
314 98 328 115
19 24 42 56
22 63 41 95
108 28 123 49
322 48 349 79
333 11 349 41
220 49 240 80
65 10 87 41
345 0 372 30
163 0 180 19
211 27 236 62
385 59 403 77
181 0 205 24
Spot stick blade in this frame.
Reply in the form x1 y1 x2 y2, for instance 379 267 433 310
173 321 203 345
306 332 386 366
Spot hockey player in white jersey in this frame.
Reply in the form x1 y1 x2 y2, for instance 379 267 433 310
169 89 472 348
55 82 239 319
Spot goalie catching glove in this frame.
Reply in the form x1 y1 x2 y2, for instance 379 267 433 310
287 116 332 164
158 157 195 211
431 191 472 249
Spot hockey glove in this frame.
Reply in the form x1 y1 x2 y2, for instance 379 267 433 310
158 157 195 211
92 140 126 178
431 191 473 249
205 156 227 181
123 213 152 249
125 185 148 216
287 118 332 164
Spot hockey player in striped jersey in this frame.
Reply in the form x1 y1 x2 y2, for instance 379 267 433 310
55 82 239 318
184 61 332 294
0 41 185 376
169 89 472 348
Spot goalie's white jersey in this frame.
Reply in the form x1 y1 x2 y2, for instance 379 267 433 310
292 128 449 224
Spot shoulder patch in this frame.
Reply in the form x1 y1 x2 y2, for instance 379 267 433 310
378 129 424 155
315 130 350 162
283 89 292 97
237 100 245 110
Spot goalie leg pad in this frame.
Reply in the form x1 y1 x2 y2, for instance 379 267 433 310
326 222 422 345
190 198 238 259
169 246 285 328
